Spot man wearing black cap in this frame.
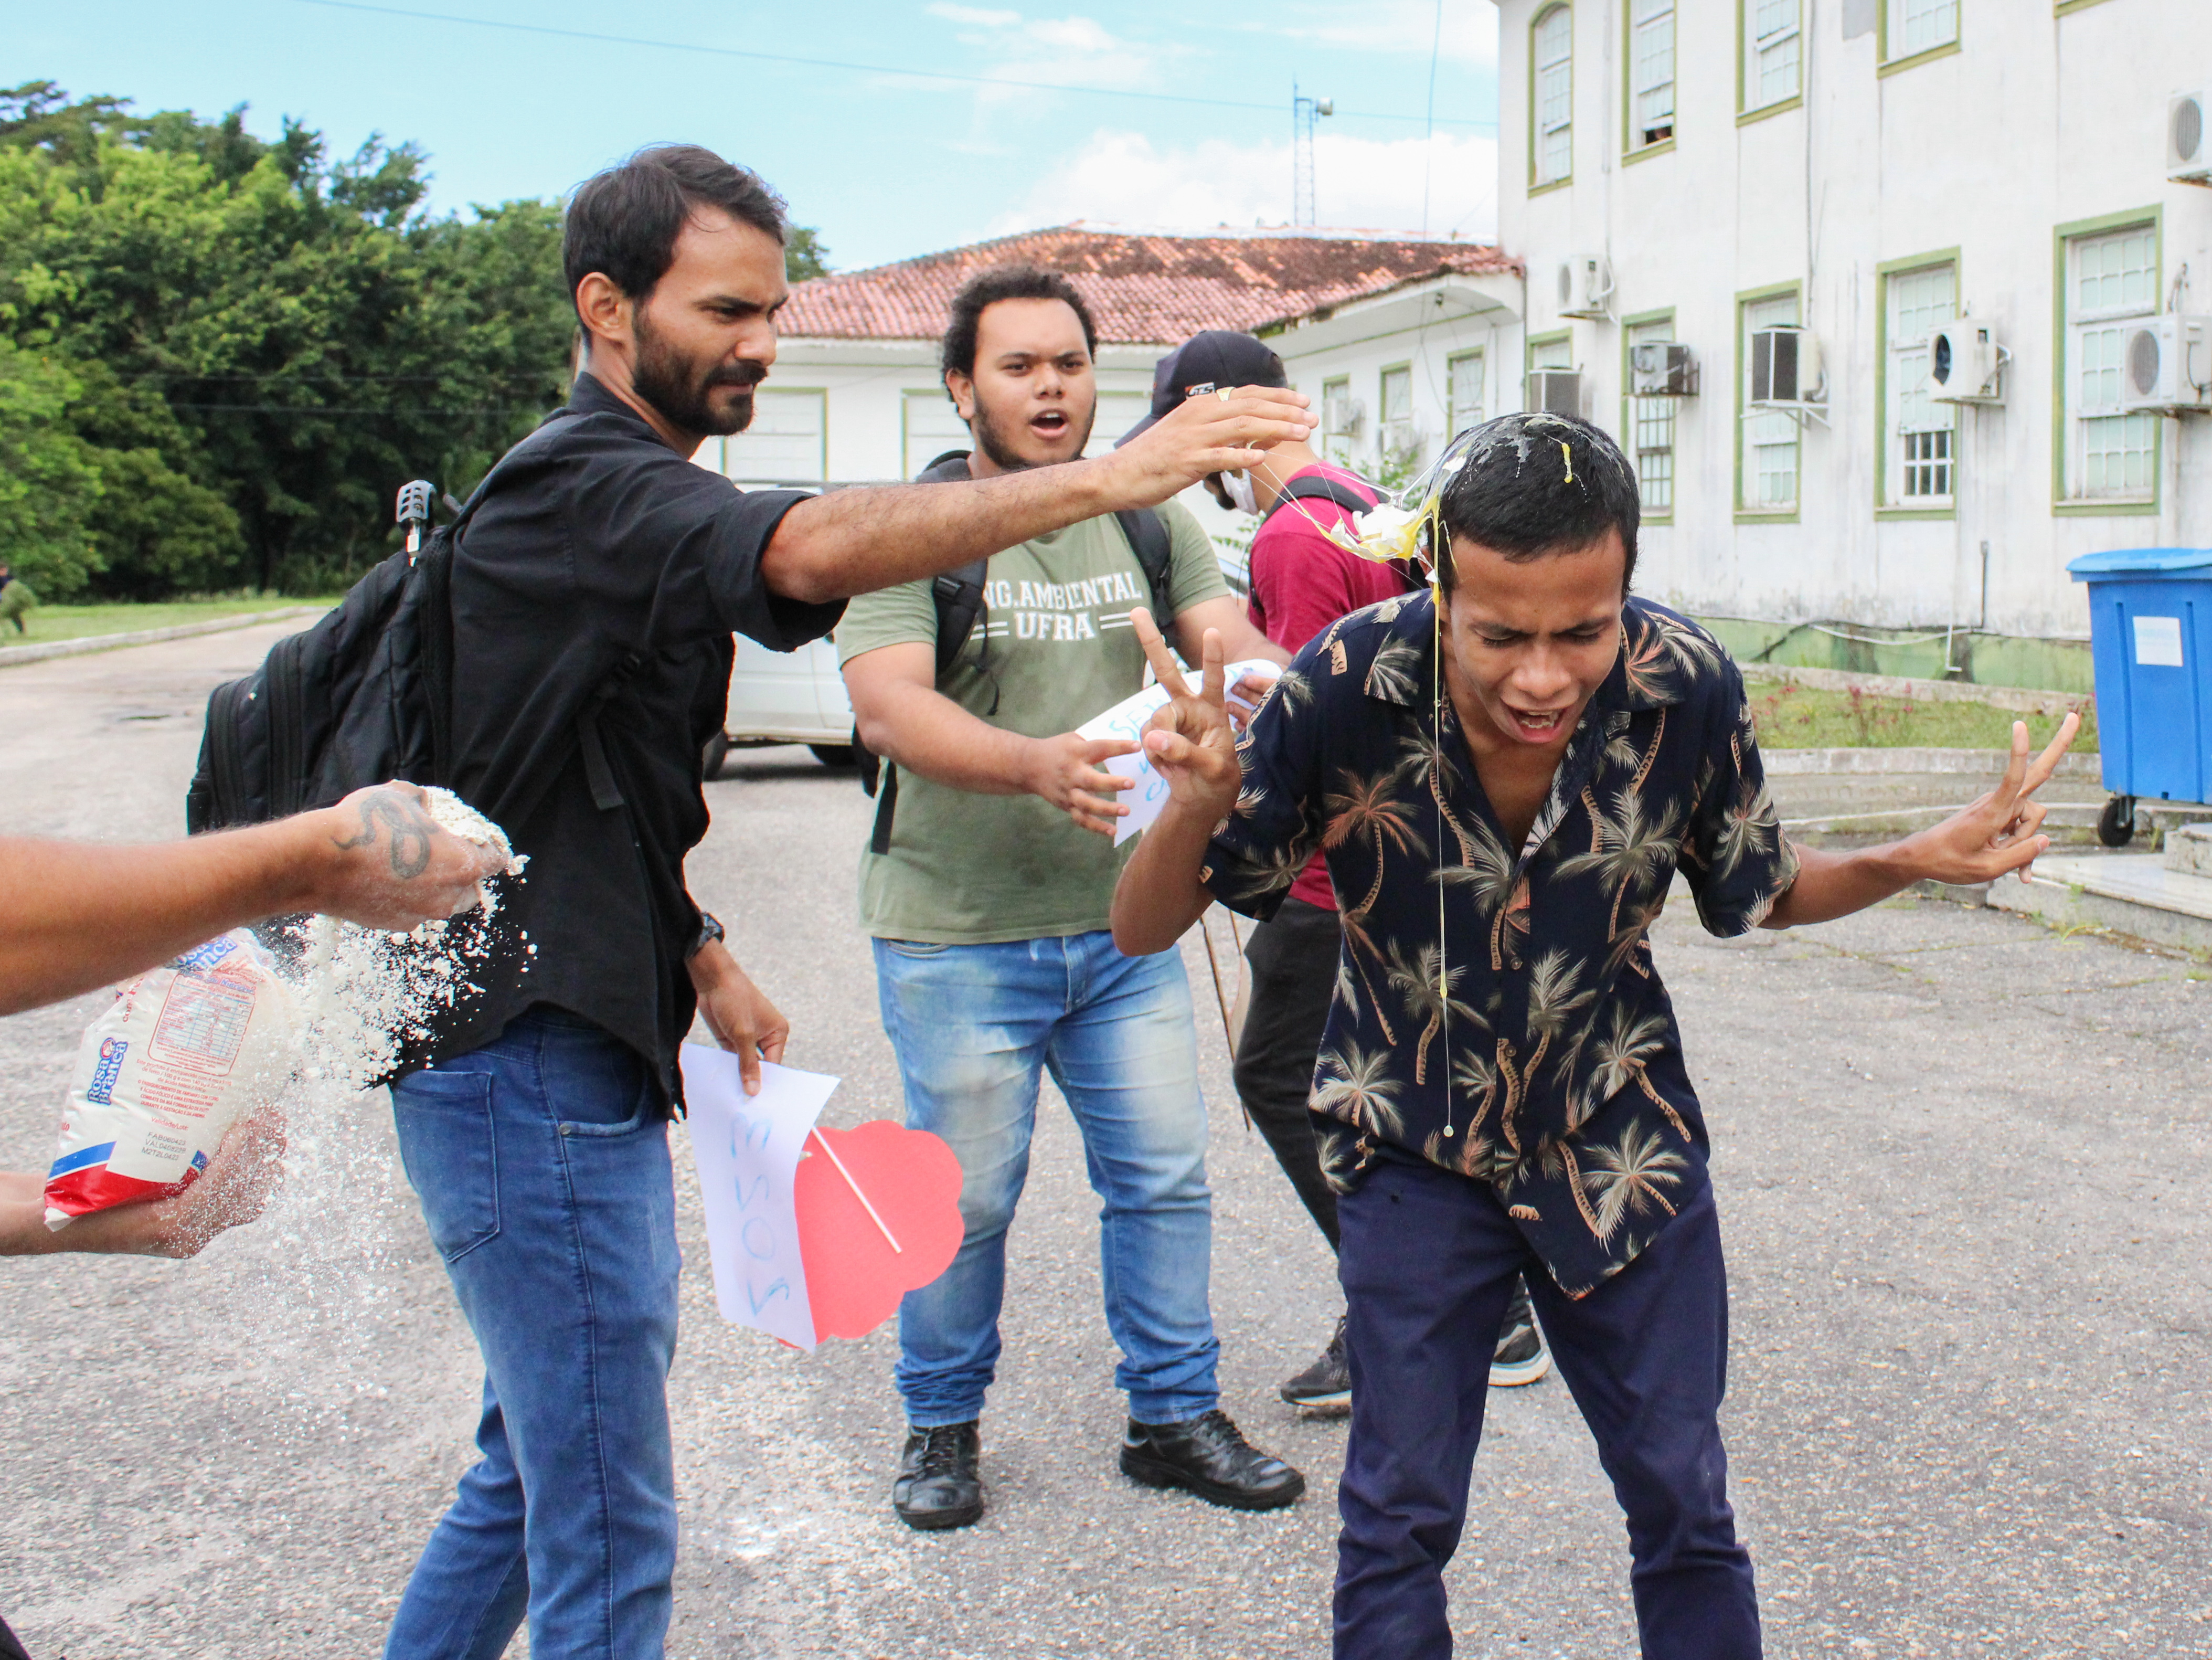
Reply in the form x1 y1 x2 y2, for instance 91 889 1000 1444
1163 332 1554 1415
839 266 1300 1532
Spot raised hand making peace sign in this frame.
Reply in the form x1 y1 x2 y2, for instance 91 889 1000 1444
1130 607 1244 824
1764 711 2083 928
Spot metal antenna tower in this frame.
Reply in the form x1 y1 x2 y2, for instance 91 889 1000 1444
1292 82 1332 226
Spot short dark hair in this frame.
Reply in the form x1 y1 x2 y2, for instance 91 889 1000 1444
1434 413 1641 596
563 145 787 322
941 264 1100 387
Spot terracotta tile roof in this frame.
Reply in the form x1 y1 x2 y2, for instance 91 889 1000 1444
779 224 1519 345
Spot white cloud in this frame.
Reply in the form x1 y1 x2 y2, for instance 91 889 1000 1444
920 5 1168 96
1274 0 1498 68
989 127 1499 242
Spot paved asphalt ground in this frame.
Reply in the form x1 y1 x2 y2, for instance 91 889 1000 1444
3 621 2209 1659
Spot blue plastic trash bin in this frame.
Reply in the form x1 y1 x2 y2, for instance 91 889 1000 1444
2066 547 2212 840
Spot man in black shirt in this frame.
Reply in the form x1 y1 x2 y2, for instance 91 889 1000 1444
379 147 1313 1660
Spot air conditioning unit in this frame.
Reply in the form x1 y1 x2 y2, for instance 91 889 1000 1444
1630 341 1698 396
1557 256 1614 319
2170 88 2212 185
2120 315 2212 411
1749 326 1824 406
1527 368 1583 416
1926 318 2004 404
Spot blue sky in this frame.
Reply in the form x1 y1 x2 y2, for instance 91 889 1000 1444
17 0 1501 271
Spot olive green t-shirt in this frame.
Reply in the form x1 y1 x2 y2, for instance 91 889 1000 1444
837 501 1227 944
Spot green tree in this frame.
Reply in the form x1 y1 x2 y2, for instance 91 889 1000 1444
0 88 572 595
785 225 830 282
0 342 101 595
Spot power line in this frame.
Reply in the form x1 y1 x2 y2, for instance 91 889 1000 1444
291 0 1497 131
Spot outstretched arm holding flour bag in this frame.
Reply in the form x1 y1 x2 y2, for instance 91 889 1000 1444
0 780 503 1259
0 780 504 1016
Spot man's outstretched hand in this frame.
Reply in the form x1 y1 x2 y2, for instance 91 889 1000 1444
1766 712 2083 930
1131 608 1242 822
311 782 509 931
1105 386 1314 509
1909 713 2082 886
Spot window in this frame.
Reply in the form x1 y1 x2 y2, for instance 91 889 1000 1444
1745 0 1800 110
1625 316 1676 515
1533 6 1573 185
1884 263 1956 507
1526 333 1573 414
724 389 827 483
1448 349 1486 439
1087 393 1151 459
1321 375 1354 466
1740 291 1800 513
1629 1 1674 148
1886 0 1958 60
902 389 971 478
1379 364 1416 464
2064 224 2159 501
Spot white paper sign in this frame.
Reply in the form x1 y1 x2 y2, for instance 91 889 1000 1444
679 1046 840 1351
2134 614 2185 668
1078 659 1281 845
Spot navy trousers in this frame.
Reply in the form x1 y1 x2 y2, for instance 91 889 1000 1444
1334 1158 1759 1659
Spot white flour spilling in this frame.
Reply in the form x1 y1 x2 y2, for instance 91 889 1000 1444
171 786 528 1398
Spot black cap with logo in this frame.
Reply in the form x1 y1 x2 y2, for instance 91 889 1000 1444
1116 330 1291 446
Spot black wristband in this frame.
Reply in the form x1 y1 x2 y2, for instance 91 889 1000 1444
686 911 726 961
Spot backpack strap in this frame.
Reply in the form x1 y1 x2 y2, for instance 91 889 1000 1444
1262 474 1378 523
1112 506 1177 628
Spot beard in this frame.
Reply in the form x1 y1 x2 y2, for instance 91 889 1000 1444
631 309 767 437
967 387 1095 472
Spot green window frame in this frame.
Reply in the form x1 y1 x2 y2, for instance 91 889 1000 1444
1738 0 1802 121
1735 282 1802 521
724 386 828 483
1620 310 1677 521
2053 209 2163 515
1321 374 1354 466
1379 362 1417 468
1624 0 1675 157
1875 252 1960 518
1530 4 1575 191
1448 348 1486 439
1879 0 1962 77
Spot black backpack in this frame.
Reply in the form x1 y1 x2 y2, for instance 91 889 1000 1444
185 417 575 836
855 450 1176 855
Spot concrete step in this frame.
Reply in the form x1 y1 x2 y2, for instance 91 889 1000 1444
1960 852 2212 957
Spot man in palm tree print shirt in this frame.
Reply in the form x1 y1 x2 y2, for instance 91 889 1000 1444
1110 412 2079 1659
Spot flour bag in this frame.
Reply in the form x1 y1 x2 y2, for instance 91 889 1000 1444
44 930 297 1230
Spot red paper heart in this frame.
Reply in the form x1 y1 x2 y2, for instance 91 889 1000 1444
793 1121 964 1342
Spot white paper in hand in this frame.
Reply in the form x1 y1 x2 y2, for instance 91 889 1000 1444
1078 659 1280 845
679 1047 840 1351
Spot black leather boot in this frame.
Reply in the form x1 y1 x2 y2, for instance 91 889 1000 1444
1119 1409 1305 1510
892 1421 984 1531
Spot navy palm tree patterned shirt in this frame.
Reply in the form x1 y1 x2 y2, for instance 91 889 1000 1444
1200 589 1799 1297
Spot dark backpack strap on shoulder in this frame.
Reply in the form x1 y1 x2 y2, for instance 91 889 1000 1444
1263 475 1379 522
1113 507 1177 626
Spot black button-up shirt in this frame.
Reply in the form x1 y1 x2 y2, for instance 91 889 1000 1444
1202 590 1799 1296
419 374 843 1105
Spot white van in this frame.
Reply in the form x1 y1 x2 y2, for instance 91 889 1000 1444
708 633 856 777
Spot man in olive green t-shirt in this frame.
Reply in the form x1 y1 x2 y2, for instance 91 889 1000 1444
841 265 1300 1533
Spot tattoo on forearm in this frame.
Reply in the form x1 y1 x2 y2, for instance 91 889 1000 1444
333 797 433 879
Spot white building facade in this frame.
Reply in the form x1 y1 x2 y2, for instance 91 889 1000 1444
1477 0 2212 686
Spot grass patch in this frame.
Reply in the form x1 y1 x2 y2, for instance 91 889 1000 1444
0 597 337 644
1748 679 2097 752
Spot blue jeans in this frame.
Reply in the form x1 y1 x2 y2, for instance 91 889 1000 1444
873 931 1220 1427
1334 1159 1758 1659
384 1008 681 1660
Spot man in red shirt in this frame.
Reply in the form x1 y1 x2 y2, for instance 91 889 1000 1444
1174 332 1552 1410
